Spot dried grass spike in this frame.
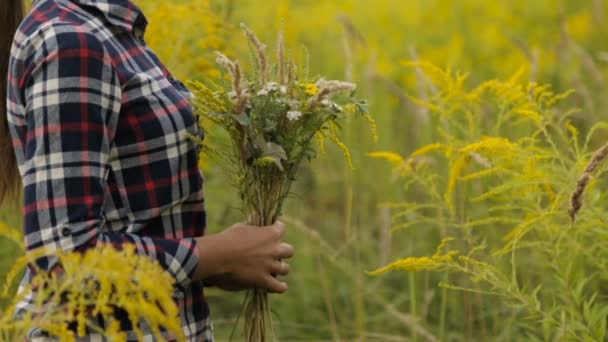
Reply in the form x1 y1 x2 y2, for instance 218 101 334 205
232 63 251 114
240 23 269 83
232 62 243 96
309 80 357 108
287 54 297 93
214 52 249 114
569 141 608 223
277 29 286 85
214 51 235 74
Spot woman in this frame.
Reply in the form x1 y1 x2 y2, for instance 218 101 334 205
0 0 295 340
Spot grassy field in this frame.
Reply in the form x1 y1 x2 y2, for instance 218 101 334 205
0 208 23 306
2 0 608 340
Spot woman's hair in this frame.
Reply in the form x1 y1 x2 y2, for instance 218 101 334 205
0 0 24 207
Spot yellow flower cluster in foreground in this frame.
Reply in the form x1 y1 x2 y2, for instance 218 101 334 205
0 244 183 342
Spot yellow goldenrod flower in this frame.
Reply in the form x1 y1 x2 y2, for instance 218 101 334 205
368 256 444 274
254 156 279 167
367 151 405 166
565 120 580 140
304 83 319 96
410 143 444 158
445 154 470 214
512 108 544 124
459 136 517 156
2 246 185 341
368 238 457 275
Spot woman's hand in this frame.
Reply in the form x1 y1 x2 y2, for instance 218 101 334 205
193 221 294 293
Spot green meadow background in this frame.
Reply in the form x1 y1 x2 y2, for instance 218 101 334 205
2 0 608 340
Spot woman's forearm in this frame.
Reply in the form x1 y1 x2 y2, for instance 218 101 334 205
192 234 229 282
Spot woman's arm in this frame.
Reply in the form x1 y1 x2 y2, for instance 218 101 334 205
16 24 202 287
17 24 294 292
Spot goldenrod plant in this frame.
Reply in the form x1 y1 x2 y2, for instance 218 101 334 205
370 61 608 341
0 230 184 341
138 0 230 82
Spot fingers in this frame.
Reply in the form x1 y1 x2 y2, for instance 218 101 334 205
270 260 290 276
263 274 288 293
276 242 295 259
225 220 294 294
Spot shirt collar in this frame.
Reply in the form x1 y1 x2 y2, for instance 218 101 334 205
35 0 148 38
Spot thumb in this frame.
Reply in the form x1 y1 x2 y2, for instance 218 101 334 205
270 221 286 238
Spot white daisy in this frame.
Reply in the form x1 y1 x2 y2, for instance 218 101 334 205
287 110 303 121
257 82 280 96
266 82 279 90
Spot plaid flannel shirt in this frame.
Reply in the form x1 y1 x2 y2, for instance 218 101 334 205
6 0 212 340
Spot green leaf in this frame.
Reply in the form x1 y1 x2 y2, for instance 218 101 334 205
263 121 278 132
355 100 369 114
264 142 288 160
250 136 287 170
230 113 251 126
253 136 267 150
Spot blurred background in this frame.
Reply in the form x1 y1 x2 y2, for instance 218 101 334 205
2 0 608 341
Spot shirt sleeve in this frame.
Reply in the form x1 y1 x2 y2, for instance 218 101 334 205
19 25 199 288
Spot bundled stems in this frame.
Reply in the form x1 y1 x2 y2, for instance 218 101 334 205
244 289 273 342
241 172 285 342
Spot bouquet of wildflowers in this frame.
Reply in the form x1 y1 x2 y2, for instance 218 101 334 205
187 24 370 341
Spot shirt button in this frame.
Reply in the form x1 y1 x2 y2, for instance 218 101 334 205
61 227 71 237
134 27 144 40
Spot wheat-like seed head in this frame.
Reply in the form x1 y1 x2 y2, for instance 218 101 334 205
569 141 608 223
277 30 286 85
214 52 250 114
214 51 235 74
240 23 269 84
308 80 356 108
